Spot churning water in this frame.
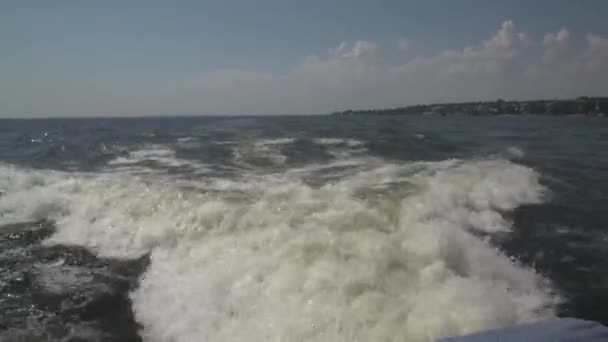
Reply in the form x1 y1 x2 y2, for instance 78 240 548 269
1 115 607 341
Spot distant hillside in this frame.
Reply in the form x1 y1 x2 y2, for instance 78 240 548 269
333 97 608 117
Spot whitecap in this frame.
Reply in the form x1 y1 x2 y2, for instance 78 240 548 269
0 159 558 341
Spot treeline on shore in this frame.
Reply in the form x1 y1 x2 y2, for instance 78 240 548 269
333 97 608 116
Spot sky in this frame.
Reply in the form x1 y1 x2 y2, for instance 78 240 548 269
1 0 607 117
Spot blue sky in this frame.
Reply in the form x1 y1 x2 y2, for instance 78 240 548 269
1 0 607 117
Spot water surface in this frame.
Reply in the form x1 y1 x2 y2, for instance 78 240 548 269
1 115 607 341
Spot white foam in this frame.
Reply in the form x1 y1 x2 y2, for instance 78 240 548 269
256 138 296 146
177 137 196 143
108 145 178 166
413 133 426 139
313 138 364 147
176 136 202 149
0 159 557 341
0 165 70 225
506 146 526 158
230 139 292 168
106 145 209 173
312 138 367 159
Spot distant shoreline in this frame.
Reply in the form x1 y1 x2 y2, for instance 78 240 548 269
332 97 608 117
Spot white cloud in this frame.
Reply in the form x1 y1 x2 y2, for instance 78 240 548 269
524 31 608 97
397 38 409 51
162 20 600 113
329 40 378 59
3 20 607 117
542 29 570 61
517 33 533 46
584 34 608 70
543 29 570 47
197 20 606 111
397 20 529 77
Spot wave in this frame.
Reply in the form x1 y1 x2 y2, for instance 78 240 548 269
311 138 367 159
0 156 558 341
106 144 209 172
313 137 364 147
230 138 293 168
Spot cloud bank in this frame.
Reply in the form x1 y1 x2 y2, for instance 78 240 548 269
4 20 608 116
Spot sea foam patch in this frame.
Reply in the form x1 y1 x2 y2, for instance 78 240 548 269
0 158 557 341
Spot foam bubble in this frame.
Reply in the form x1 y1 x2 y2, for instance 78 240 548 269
506 146 526 158
176 136 203 149
230 138 292 168
177 137 196 143
413 133 426 140
107 145 209 172
313 138 364 147
0 165 70 225
0 158 558 341
257 138 296 146
312 138 367 159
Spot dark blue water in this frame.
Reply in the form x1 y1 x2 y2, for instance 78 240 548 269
1 115 607 341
